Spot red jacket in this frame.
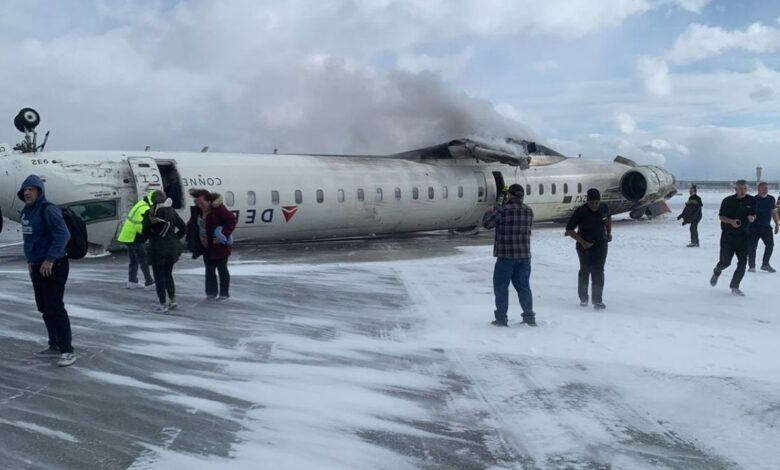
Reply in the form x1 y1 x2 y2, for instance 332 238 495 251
186 193 237 260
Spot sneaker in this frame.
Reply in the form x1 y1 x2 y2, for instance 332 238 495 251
710 272 720 286
579 301 588 307
35 347 60 358
522 318 537 327
748 267 756 273
490 320 508 327
144 282 156 291
686 243 699 247
206 295 218 301
167 300 178 310
126 282 143 289
151 304 169 313
593 302 606 310
57 353 76 367
761 265 776 273
217 295 230 301
731 288 745 296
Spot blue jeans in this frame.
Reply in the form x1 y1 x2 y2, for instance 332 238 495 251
493 257 533 323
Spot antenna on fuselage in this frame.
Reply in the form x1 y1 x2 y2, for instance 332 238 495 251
144 145 151 151
12 108 43 154
201 146 209 153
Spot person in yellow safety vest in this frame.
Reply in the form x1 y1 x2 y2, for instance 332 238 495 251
118 190 156 289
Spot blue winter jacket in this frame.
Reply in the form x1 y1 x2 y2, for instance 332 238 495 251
17 175 70 264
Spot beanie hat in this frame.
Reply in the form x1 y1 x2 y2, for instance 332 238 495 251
508 184 524 197
586 188 601 201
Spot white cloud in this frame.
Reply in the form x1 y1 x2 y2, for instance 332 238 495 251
614 112 637 134
662 0 711 13
667 22 780 64
636 56 672 96
397 47 475 79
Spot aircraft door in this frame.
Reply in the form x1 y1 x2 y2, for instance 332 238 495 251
474 171 488 203
127 157 163 200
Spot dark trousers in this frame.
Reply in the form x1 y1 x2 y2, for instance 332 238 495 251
492 257 533 323
127 242 153 285
714 232 748 289
576 241 608 303
204 256 230 297
152 261 176 304
30 258 73 354
690 218 700 244
748 226 774 268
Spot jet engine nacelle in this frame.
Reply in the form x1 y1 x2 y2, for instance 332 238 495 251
620 165 676 206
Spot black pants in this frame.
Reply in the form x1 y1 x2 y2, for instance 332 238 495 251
576 241 608 303
127 242 153 285
30 258 73 354
204 256 230 297
714 232 748 288
748 226 774 268
152 261 176 304
689 217 700 245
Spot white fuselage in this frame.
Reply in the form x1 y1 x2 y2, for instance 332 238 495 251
0 148 673 250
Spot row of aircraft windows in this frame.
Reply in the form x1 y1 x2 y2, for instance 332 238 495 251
221 182 586 206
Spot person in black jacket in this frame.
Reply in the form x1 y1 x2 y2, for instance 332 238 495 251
677 184 703 247
142 190 187 312
565 188 612 310
710 180 756 295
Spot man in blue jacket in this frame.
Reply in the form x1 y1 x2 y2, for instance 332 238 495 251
18 175 76 367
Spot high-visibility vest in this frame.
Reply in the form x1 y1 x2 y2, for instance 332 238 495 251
117 191 155 243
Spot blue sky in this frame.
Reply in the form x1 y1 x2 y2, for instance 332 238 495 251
1 0 779 180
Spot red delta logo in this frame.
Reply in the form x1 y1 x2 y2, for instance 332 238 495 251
281 206 298 222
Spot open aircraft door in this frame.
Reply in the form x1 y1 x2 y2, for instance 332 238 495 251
127 156 163 200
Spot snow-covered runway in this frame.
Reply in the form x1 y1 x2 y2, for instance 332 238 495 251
1 190 778 469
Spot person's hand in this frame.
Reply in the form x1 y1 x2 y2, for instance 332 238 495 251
580 240 593 249
731 219 741 228
747 215 756 223
39 260 54 277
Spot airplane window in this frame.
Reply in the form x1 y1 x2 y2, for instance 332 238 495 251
578 183 583 193
338 189 345 203
316 189 324 203
357 188 364 201
247 191 256 206
68 200 117 223
376 188 383 201
442 186 448 199
563 183 569 194
428 187 434 199
458 186 464 198
478 186 485 198
295 190 302 204
551 183 556 195
394 188 401 200
412 187 419 200
538 184 544 196
526 185 531 196
226 191 235 207
271 190 280 205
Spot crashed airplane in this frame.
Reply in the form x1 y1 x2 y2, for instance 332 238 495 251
0 108 676 251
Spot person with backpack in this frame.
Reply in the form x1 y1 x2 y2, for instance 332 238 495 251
17 174 76 367
117 190 156 290
142 190 187 313
186 189 237 300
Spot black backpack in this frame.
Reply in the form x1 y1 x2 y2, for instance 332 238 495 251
40 202 89 259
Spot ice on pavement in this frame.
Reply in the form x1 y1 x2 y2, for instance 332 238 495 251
1 190 779 469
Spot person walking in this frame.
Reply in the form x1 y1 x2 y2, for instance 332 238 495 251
565 188 612 310
186 189 237 300
142 191 187 313
677 184 703 247
482 184 536 327
710 179 756 295
18 174 76 367
747 182 778 273
117 190 156 290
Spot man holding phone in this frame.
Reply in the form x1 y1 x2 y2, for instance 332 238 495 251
710 179 756 295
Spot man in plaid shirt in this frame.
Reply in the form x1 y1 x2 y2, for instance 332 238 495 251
482 184 536 327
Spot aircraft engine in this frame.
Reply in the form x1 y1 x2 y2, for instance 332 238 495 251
620 165 676 206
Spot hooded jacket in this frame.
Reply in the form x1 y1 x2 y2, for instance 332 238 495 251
142 204 187 265
17 174 71 264
186 193 237 260
118 190 156 243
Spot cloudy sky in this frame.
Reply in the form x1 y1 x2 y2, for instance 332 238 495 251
1 0 779 180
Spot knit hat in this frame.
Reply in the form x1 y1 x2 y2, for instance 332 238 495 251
508 184 524 197
586 188 601 201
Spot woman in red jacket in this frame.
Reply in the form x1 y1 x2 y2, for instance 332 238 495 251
186 189 237 300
